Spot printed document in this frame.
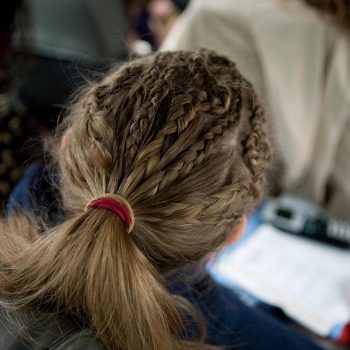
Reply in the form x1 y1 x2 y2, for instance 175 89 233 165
210 224 350 336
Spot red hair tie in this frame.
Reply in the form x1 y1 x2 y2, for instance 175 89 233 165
86 194 135 233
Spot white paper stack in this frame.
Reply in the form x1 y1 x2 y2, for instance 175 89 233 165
209 225 350 337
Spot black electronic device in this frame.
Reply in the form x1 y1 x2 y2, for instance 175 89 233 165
261 195 350 249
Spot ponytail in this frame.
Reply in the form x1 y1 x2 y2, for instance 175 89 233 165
0 209 207 349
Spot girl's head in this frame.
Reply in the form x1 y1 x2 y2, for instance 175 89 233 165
58 49 270 267
0 50 271 350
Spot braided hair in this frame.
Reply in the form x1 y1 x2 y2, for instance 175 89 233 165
0 50 271 350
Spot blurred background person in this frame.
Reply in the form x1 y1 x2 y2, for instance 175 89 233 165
162 0 350 221
0 0 32 207
17 0 128 126
0 0 129 210
128 0 189 54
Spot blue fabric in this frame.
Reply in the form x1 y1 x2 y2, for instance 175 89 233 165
6 163 63 226
170 274 323 349
5 163 44 214
6 164 324 350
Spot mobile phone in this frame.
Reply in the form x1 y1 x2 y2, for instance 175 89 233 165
261 195 350 249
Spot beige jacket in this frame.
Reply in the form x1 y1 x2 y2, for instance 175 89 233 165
162 0 350 220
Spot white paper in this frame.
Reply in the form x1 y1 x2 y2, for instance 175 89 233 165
210 224 350 336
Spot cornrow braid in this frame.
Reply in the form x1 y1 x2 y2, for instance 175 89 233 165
126 88 243 196
133 94 212 180
123 70 173 173
121 52 188 173
122 62 245 195
240 85 272 200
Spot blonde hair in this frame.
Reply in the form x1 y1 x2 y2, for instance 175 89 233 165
0 50 271 350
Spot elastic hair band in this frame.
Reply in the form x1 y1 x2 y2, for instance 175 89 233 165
85 194 135 233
